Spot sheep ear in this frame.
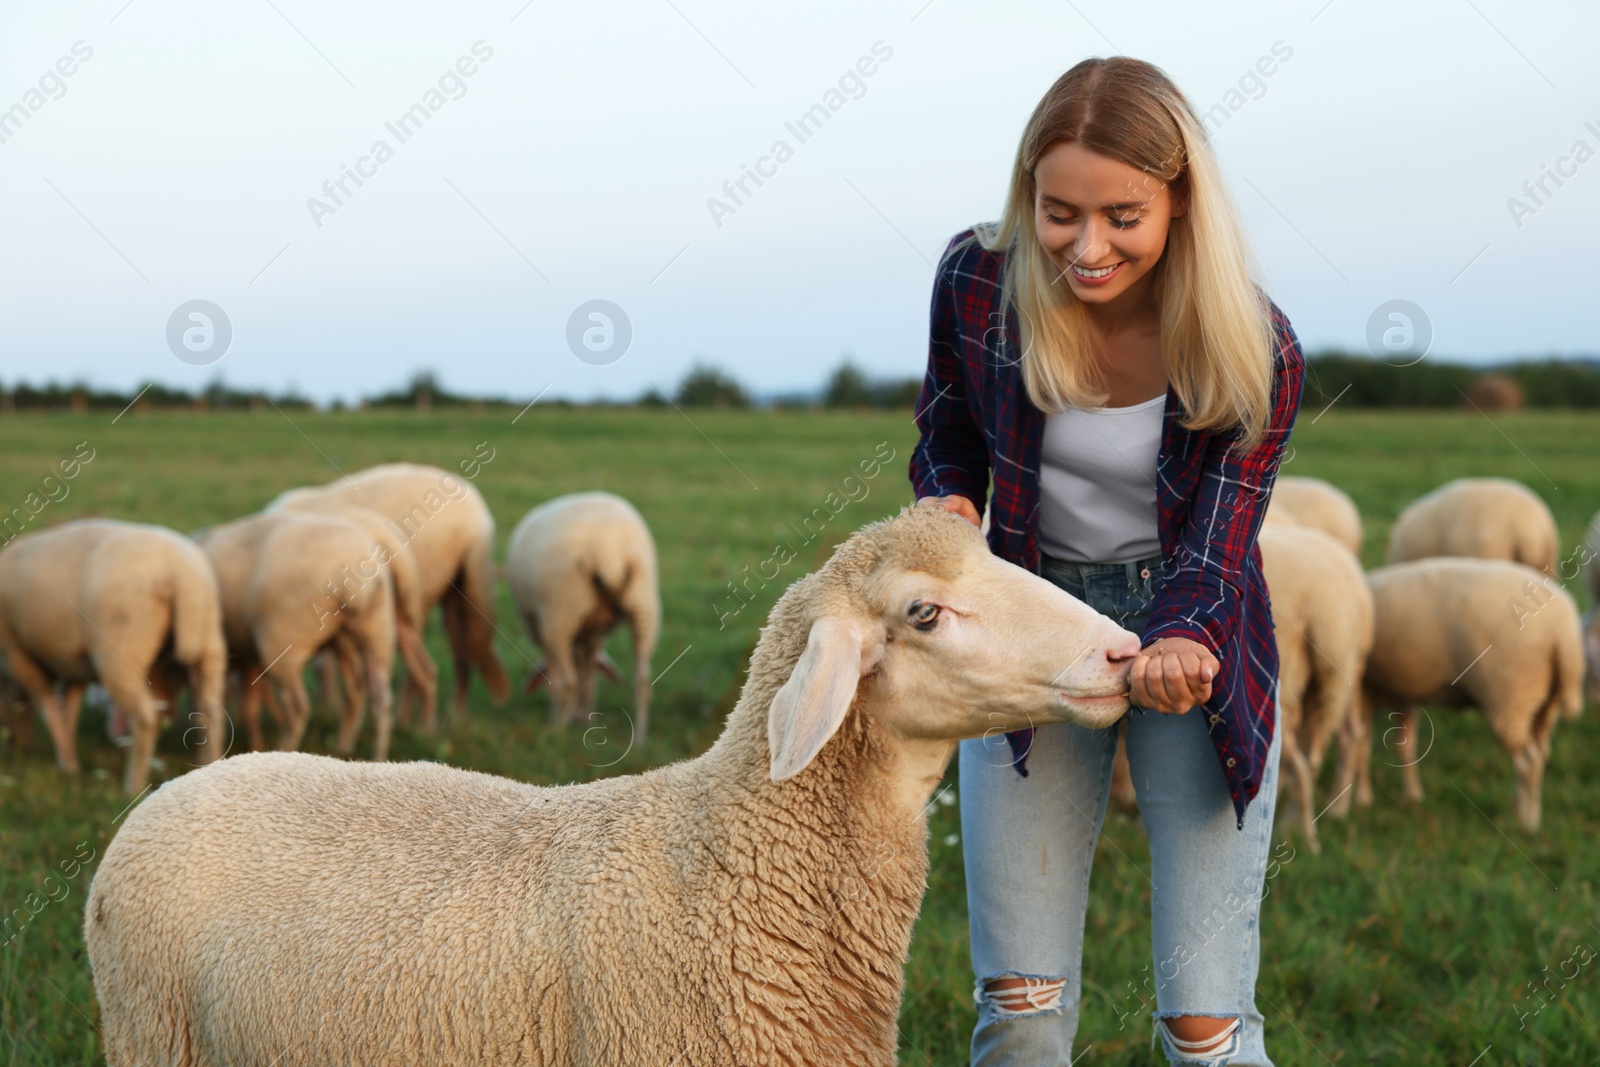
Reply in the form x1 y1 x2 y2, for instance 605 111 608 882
769 615 884 782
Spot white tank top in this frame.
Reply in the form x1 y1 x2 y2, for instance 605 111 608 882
1037 392 1165 564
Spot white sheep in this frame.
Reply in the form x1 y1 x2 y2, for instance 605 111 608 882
0 519 226 794
269 462 509 730
506 491 660 742
1262 474 1364 556
85 502 1142 1066
276 497 441 728
195 511 396 761
1330 557 1583 831
1258 523 1374 853
1385 476 1558 574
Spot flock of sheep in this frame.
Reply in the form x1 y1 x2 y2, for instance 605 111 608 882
1207 474 1590 852
2 456 1593 1064
0 462 661 796
82 500 1145 1065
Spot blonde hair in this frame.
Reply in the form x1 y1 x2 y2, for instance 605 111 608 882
958 56 1275 450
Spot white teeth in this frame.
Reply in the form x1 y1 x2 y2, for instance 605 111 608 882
1073 263 1119 278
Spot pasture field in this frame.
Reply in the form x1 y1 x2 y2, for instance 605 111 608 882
1 405 1598 1065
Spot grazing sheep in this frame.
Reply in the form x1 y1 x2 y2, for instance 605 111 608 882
0 519 225 794
1258 524 1374 853
1330 557 1583 831
269 462 509 728
1385 477 1558 574
506 492 660 742
85 502 1142 1067
195 511 396 761
1262 475 1364 556
275 498 441 730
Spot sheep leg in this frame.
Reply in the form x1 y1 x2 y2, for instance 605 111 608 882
262 677 290 736
274 679 313 753
188 660 227 765
1512 740 1547 832
395 620 438 737
1277 690 1321 853
627 613 654 747
5 649 76 773
265 653 315 754
1329 688 1372 817
1352 688 1376 807
1287 735 1319 855
364 640 394 763
441 590 472 724
348 604 395 761
543 639 579 731
394 666 415 729
59 682 86 768
1395 706 1424 803
1307 675 1356 784
40 687 80 773
1504 693 1560 833
240 669 268 752
105 693 129 745
573 632 602 724
99 672 160 796
220 671 248 752
121 698 160 796
332 636 368 757
316 651 343 714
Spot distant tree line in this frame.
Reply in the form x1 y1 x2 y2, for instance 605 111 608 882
1302 352 1600 409
0 379 314 413
5 353 1600 414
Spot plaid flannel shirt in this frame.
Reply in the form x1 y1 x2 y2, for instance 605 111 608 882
908 226 1305 828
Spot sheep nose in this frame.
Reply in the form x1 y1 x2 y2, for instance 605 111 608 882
1105 631 1143 664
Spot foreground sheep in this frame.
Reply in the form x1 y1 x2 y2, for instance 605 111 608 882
269 463 509 728
1258 524 1373 852
1385 477 1558 574
0 519 225 794
1331 557 1583 831
1263 475 1364 555
86 503 1142 1066
506 491 660 742
195 511 396 761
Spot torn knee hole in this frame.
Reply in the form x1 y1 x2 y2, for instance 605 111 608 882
1159 1015 1241 1059
980 975 1067 1015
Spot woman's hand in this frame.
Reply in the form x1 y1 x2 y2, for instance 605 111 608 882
1130 637 1218 714
917 495 981 528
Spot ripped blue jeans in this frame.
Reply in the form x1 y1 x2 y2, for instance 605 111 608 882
958 551 1282 1065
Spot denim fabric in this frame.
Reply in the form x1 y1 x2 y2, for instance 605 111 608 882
959 550 1282 1066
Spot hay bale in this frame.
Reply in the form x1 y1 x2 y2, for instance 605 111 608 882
1463 373 1524 411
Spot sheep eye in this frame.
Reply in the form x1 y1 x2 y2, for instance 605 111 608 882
908 601 941 631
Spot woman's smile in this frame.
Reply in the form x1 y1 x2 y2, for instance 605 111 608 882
1068 260 1125 285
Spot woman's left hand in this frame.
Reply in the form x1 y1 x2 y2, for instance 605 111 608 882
1130 637 1218 714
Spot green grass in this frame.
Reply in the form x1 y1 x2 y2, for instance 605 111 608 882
1 406 1597 1065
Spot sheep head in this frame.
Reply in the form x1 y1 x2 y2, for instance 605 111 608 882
768 501 1142 782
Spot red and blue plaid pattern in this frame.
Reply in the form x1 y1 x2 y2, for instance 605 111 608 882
908 227 1305 828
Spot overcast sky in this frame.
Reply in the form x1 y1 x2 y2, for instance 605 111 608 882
1 0 1596 403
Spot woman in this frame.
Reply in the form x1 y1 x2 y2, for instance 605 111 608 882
908 57 1304 1065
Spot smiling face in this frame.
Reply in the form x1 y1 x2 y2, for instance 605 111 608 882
1032 140 1186 314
